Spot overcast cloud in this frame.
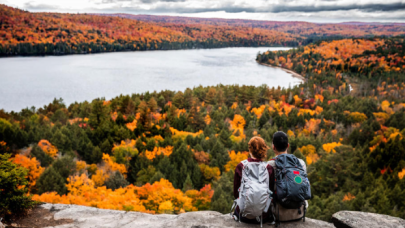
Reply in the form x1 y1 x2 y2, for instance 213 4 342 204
2 0 405 22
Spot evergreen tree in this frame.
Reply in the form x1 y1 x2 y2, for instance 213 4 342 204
136 165 156 186
51 109 68 124
52 156 76 180
218 128 233 148
157 95 166 108
149 171 165 184
210 171 234 213
127 155 151 184
0 154 35 219
30 144 53 167
99 139 112 154
209 141 230 173
182 174 194 192
173 92 185 108
258 110 270 129
105 171 129 190
157 156 172 178
191 162 203 190
82 141 95 164
90 146 102 164
148 97 158 112
36 166 67 195
51 130 70 152
89 99 109 128
137 101 151 128
115 112 125 126
146 138 156 151
135 138 146 152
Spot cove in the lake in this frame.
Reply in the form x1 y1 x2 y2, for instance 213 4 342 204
0 47 301 111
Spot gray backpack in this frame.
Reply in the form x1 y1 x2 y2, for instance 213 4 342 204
230 160 272 227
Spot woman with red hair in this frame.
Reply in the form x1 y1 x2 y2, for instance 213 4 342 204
232 136 275 224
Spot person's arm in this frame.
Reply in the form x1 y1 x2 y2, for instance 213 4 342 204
267 164 275 192
233 163 243 199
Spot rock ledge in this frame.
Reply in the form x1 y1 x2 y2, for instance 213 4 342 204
332 211 405 228
37 203 332 228
8 204 405 228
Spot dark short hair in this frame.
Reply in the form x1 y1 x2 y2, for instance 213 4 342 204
272 131 289 152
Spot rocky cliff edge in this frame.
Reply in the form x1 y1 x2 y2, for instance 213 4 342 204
2 203 405 228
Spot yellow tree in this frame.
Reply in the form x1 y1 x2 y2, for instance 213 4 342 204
322 142 342 153
38 139 58 158
224 151 248 172
298 145 319 165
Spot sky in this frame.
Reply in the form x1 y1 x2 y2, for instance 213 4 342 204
1 0 405 23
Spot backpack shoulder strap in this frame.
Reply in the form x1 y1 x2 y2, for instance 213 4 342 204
267 159 276 168
241 159 249 167
240 159 249 182
298 158 307 173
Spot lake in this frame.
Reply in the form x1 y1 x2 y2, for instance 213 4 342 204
0 47 301 112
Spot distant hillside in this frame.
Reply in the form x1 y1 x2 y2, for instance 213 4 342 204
1 4 405 56
99 13 405 38
0 4 298 56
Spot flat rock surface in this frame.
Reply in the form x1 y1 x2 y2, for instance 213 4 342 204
36 203 334 228
332 211 405 228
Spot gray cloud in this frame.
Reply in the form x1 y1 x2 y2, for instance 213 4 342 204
101 0 132 3
139 0 187 3
98 0 186 3
23 2 58 10
11 0 405 22
269 2 405 13
104 1 405 14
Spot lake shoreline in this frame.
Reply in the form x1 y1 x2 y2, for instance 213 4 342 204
257 61 306 82
0 45 290 58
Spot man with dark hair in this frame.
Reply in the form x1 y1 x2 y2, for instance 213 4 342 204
268 131 309 224
270 131 306 171
272 131 290 153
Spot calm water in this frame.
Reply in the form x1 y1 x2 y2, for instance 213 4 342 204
0 47 300 112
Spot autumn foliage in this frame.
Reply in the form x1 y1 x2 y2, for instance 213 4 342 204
37 140 58 158
224 151 248 172
12 154 44 191
33 177 213 214
3 4 405 56
0 4 300 56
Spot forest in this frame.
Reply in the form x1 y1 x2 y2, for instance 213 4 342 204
107 14 405 38
1 4 405 56
1 36 405 222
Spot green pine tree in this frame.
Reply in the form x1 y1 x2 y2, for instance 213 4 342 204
100 139 112 154
52 156 76 180
0 154 35 219
209 141 230 173
182 174 194 192
30 144 53 167
105 171 129 190
149 171 165 184
136 165 156 186
210 171 234 213
36 166 67 195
